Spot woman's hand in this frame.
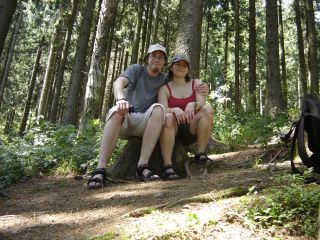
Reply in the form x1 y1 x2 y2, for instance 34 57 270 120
184 102 195 122
172 108 188 124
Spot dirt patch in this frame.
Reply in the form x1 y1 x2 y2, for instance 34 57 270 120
0 147 308 239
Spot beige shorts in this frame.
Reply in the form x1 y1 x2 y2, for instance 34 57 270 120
106 103 165 138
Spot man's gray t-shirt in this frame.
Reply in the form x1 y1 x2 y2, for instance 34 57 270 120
121 64 167 113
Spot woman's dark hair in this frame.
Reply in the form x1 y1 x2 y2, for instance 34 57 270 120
167 66 191 82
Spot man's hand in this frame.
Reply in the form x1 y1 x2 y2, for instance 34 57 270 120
116 99 130 115
195 82 209 96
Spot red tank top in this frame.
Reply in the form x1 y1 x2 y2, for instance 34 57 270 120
166 80 196 111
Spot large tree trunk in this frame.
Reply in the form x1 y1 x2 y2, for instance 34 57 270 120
109 137 188 180
265 0 284 114
50 0 79 123
19 37 44 136
234 0 241 112
294 0 308 96
0 10 22 108
0 0 17 58
82 0 118 121
175 0 203 78
63 0 97 126
305 0 318 96
248 0 257 110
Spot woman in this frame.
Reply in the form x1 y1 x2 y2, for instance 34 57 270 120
158 55 214 180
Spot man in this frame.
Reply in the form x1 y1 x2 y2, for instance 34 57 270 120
87 44 208 189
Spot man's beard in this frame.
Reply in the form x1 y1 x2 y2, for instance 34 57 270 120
149 65 161 73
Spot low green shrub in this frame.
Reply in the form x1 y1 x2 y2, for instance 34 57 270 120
244 172 320 237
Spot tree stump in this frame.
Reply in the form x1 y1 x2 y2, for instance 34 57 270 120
108 137 188 180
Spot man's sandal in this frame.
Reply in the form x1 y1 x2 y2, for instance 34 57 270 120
136 164 160 182
87 168 107 190
162 165 180 180
193 153 213 164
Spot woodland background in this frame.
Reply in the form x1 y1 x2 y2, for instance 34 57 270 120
0 0 319 185
1 1 320 238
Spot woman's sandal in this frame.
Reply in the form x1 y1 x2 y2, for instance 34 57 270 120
136 164 160 182
87 168 107 190
193 153 213 165
162 165 180 180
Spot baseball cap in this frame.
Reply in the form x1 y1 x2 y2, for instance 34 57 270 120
169 55 190 69
144 43 167 63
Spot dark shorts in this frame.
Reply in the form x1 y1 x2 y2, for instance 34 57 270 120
176 124 197 146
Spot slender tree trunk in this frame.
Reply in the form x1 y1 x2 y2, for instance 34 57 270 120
63 0 97 126
107 42 119 109
139 2 149 64
249 0 257 110
278 0 287 110
175 0 203 78
234 0 241 112
294 0 308 96
223 0 229 87
204 11 210 77
0 0 17 58
37 22 62 118
0 10 22 108
305 0 318 96
101 17 116 121
145 0 155 52
265 0 285 114
19 38 45 135
151 0 161 43
50 0 79 123
131 0 144 64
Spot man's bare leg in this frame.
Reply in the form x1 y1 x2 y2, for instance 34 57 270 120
88 113 124 187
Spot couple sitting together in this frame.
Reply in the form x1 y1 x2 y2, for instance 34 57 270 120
87 43 214 190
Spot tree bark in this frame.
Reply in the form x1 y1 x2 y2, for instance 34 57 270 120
151 0 161 44
50 0 79 123
0 0 17 58
37 22 62 118
145 0 155 52
278 0 288 110
248 0 257 110
294 0 308 96
0 10 22 107
175 0 203 78
305 0 318 96
223 0 229 88
63 0 97 126
265 0 284 114
82 0 118 121
131 0 144 64
19 37 45 136
234 0 241 112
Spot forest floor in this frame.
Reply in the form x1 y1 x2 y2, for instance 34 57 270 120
0 145 314 240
